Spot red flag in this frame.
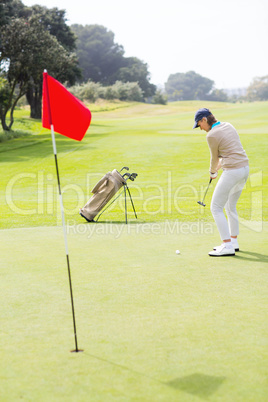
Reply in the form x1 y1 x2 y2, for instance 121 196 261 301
42 71 91 141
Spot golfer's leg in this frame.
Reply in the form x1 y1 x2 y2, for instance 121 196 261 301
225 189 243 236
225 166 249 236
210 171 239 241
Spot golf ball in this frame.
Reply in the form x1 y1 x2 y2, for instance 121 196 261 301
176 250 180 254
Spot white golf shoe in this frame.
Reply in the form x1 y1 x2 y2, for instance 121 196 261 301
209 243 235 257
214 239 239 252
231 239 239 251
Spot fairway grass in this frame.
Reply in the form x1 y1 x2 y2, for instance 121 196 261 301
1 223 267 401
0 101 267 228
1 101 267 400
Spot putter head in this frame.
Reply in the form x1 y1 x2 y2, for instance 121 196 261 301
197 201 206 207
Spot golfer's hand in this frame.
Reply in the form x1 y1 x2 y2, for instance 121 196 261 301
210 172 218 179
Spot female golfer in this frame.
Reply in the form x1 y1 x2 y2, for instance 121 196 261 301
193 108 249 256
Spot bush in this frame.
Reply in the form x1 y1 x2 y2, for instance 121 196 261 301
69 80 143 102
103 86 117 100
69 81 103 102
206 89 229 102
152 90 168 105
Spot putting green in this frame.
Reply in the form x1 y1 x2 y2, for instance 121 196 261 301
1 223 267 401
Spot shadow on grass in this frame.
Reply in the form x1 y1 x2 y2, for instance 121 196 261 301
93 215 143 223
78 219 145 225
0 132 110 162
0 129 31 143
166 373 226 399
235 250 268 263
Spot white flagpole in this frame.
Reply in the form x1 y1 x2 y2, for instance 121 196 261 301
50 124 82 353
44 68 82 353
51 124 68 255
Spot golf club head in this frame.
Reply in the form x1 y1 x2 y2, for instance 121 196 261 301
129 173 138 181
197 201 206 207
120 166 129 172
123 172 131 179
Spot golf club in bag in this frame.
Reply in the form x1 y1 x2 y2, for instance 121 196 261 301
79 167 138 223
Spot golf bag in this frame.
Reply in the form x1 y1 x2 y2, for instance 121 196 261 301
79 168 137 223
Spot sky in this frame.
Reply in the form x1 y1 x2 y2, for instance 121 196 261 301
23 0 268 89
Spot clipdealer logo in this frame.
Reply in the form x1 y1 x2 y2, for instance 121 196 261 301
240 170 263 232
5 170 263 232
66 219 214 239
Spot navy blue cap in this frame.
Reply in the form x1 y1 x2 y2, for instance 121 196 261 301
193 108 211 129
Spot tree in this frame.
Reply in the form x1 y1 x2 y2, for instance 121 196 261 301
71 24 125 84
247 75 268 101
0 18 79 130
207 89 228 102
24 6 80 118
0 75 12 130
25 5 76 52
117 57 156 98
0 0 25 27
71 24 156 98
165 71 214 101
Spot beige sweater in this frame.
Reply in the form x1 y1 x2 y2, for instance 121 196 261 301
206 122 249 173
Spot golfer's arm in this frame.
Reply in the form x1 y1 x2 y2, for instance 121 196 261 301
217 159 222 170
207 137 219 173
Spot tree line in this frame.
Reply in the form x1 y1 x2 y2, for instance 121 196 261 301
165 71 268 103
0 0 267 131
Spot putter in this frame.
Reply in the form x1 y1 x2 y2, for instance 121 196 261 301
197 178 212 207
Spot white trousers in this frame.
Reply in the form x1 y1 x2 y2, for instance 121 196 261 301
210 166 249 240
